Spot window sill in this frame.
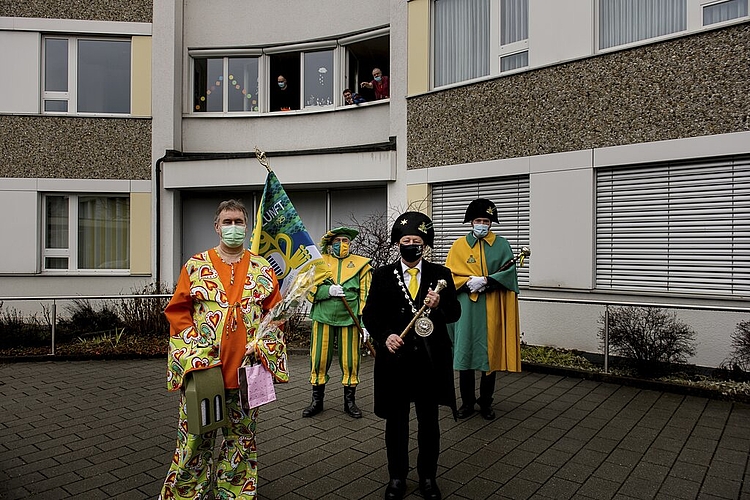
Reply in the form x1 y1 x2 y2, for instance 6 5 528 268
41 270 132 276
185 98 389 118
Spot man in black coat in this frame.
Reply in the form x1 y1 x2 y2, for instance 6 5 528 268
362 211 461 500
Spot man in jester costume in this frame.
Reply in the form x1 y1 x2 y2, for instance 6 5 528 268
303 227 372 418
446 198 521 421
160 199 286 499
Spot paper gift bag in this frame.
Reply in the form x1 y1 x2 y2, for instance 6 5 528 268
238 362 276 411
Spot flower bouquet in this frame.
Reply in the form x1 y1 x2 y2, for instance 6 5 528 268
244 265 317 383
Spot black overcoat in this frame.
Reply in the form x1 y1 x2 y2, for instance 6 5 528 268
362 259 461 419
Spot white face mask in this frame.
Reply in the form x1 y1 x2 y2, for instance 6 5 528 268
472 223 489 239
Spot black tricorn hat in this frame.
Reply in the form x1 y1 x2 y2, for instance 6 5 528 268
463 198 499 223
390 211 435 247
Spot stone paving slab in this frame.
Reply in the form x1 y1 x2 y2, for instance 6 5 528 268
0 356 748 499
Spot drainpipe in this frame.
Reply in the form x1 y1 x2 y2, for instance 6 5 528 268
154 150 178 286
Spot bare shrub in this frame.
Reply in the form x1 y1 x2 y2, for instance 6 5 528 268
0 302 48 348
282 305 312 349
117 282 173 338
598 306 696 377
722 319 750 373
57 300 123 342
340 212 399 268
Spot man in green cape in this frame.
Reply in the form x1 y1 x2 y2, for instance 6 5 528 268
446 198 521 420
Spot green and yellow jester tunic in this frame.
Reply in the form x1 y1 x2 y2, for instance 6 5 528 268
308 253 372 325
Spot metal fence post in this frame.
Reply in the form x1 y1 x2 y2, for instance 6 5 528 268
51 300 56 356
604 304 609 374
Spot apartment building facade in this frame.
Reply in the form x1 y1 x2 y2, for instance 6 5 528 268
7 0 746 368
0 1 153 297
405 0 750 367
152 0 405 286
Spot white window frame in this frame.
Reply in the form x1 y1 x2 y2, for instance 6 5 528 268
191 53 264 114
41 35 132 117
496 0 529 73
301 47 337 111
41 37 73 114
42 194 130 275
432 0 528 89
339 28 390 105
189 29 389 116
699 0 749 27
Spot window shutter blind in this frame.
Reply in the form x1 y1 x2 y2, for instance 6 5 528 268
596 156 750 296
432 176 530 285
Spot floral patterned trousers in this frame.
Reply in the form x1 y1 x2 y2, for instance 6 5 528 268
160 389 259 499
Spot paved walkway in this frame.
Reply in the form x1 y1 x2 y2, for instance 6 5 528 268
0 355 748 499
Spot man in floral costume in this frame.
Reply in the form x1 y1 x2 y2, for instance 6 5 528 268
160 199 284 500
302 226 372 418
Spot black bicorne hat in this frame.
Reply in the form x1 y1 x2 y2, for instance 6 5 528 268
390 211 434 247
463 198 499 223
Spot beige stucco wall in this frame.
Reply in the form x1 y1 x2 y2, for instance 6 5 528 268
407 23 750 169
407 0 430 96
132 36 152 118
130 191 152 275
406 182 430 215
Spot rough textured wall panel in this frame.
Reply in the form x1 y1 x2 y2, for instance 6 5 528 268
0 0 152 23
408 23 750 169
0 116 151 179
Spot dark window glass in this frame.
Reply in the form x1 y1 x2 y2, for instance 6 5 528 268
44 38 68 92
77 39 131 113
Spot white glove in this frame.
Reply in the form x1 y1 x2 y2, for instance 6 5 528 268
362 328 370 343
466 276 487 293
328 284 345 297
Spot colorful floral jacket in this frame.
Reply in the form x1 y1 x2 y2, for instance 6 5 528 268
166 251 287 391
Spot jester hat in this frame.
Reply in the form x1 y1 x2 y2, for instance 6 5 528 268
320 226 358 252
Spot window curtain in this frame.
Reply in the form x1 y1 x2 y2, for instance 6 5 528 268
434 0 490 87
703 0 748 25
501 51 528 72
46 196 69 250
78 197 130 269
599 0 687 50
501 0 529 45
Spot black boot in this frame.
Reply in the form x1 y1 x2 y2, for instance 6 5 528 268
478 372 496 420
343 386 362 418
457 370 476 419
302 385 325 417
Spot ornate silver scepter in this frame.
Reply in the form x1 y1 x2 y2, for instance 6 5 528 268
399 279 448 339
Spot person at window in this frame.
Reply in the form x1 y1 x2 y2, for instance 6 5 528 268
445 198 521 421
160 199 283 500
342 88 366 105
360 67 390 100
303 227 372 419
362 212 461 500
271 74 298 111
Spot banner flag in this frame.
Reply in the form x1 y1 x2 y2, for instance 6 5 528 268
250 170 329 294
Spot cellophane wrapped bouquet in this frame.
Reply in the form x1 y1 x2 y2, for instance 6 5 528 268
245 265 316 383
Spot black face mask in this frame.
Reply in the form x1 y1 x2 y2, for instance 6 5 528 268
399 243 423 263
